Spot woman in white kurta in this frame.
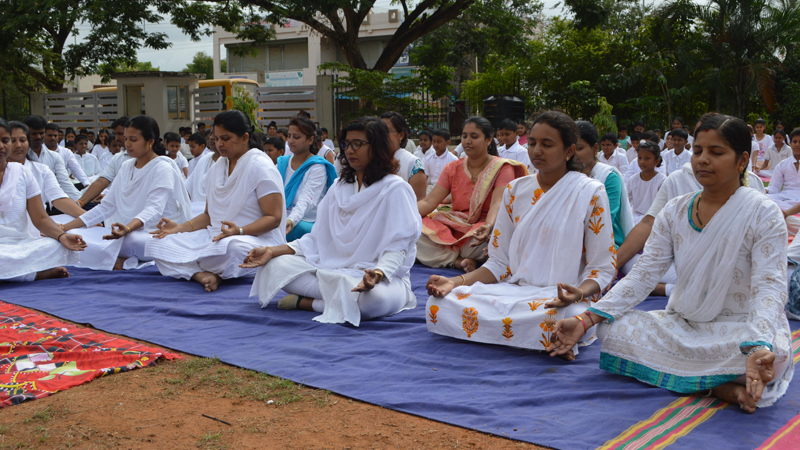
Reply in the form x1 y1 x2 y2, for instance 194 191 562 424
278 117 337 242
147 110 286 292
548 115 793 413
425 112 616 355
61 116 192 271
244 116 422 327
626 141 667 225
0 119 86 282
380 112 427 200
185 144 219 217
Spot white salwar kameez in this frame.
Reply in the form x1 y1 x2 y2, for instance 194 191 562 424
147 149 286 280
426 172 617 351
69 156 191 271
185 151 217 216
251 175 421 327
627 171 667 225
0 163 77 281
590 189 793 407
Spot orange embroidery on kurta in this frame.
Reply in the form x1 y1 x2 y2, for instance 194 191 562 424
532 188 543 205
491 229 501 249
429 305 439 324
499 266 512 281
502 317 514 340
456 292 471 300
462 307 479 338
587 269 599 279
528 300 544 311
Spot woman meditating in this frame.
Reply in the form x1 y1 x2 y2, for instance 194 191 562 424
425 111 616 354
278 117 337 242
416 116 527 272
244 117 421 327
6 121 86 225
547 115 793 412
0 118 86 282
147 110 286 292
380 111 427 200
60 116 192 271
574 120 633 248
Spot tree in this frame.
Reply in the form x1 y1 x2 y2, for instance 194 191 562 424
0 0 183 93
183 52 214 80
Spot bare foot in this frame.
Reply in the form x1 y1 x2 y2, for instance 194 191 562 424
557 349 575 362
113 257 126 271
650 283 667 296
458 258 478 273
35 267 70 280
191 272 222 292
712 382 757 413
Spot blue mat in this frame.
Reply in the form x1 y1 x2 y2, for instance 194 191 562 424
1 265 798 450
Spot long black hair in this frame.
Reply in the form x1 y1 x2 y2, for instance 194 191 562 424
463 116 499 156
694 115 751 186
288 117 319 155
380 111 409 149
213 110 261 150
337 116 398 187
532 111 583 172
125 116 166 156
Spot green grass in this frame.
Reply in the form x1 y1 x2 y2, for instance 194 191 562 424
198 431 225 449
23 407 50 424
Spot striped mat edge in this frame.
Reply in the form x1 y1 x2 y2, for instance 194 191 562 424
598 328 800 450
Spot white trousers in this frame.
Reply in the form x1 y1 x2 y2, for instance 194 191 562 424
1 273 37 282
119 231 153 262
284 272 409 321
155 240 256 280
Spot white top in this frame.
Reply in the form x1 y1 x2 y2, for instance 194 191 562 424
22 160 68 208
627 171 667 216
598 149 629 179
454 143 464 157
75 153 100 178
423 149 458 186
283 155 329 224
323 139 335 151
185 151 216 202
413 145 429 165
319 145 335 161
188 148 211 175
26 147 80 200
754 135 774 163
625 147 637 163
56 145 90 185
98 150 132 183
404 139 417 154
498 141 533 173
180 143 193 160
767 157 800 196
79 157 191 232
665 132 693 148
92 143 109 161
662 148 692 175
765 144 792 167
99 151 114 171
394 148 423 181
169 152 189 176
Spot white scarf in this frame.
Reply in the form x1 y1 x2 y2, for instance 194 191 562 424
107 156 191 231
0 162 22 213
298 175 421 271
667 187 764 322
205 149 272 224
186 151 216 202
508 171 600 287
591 162 634 238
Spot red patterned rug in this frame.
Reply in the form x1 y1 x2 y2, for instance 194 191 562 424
0 301 180 407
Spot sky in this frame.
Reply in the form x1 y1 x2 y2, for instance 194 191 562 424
67 0 576 73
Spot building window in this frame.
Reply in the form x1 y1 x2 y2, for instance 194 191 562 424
167 85 188 119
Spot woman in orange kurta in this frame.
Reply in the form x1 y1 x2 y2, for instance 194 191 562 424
417 116 527 272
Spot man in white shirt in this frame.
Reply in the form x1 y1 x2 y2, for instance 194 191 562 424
661 128 692 174
43 123 91 188
424 129 458 188
599 132 629 179
496 118 533 173
23 116 81 201
76 116 133 207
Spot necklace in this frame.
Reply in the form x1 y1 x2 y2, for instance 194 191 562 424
468 156 490 183
695 192 704 227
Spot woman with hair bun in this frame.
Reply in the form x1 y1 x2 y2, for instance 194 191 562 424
147 110 286 292
426 111 615 355
244 116 421 326
60 115 192 271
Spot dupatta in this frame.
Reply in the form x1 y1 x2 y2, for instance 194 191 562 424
277 155 337 207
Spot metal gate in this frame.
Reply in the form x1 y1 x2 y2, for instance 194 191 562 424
192 86 226 126
45 92 118 131
255 86 316 129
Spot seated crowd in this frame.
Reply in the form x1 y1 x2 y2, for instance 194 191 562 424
1 108 798 414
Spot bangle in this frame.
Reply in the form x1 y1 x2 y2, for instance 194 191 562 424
459 275 466 286
124 225 131 235
287 219 294 229
55 232 66 243
585 312 596 326
188 220 194 231
265 246 273 258
77 199 85 207
239 227 244 235
574 315 588 334
373 269 385 283
747 345 770 358
578 288 584 301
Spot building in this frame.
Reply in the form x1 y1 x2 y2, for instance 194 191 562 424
62 74 116 93
212 10 409 86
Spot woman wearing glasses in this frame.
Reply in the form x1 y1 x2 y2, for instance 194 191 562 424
243 117 422 326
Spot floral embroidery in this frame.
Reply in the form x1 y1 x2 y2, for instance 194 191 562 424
506 183 513 192
456 292 471 300
462 307 479 338
492 229 501 249
590 195 599 206
539 308 559 348
506 193 516 217
514 215 520 224
499 266 512 281
588 196 605 235
531 188 543 205
589 217 605 235
528 300 544 311
587 269 599 279
428 305 439 324
502 317 514 340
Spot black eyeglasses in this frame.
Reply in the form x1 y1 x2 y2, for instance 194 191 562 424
340 139 369 151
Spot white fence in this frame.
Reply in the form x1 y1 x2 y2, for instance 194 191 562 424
44 92 119 131
192 86 226 126
255 86 316 128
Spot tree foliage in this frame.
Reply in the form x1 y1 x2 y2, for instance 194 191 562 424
183 52 215 80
